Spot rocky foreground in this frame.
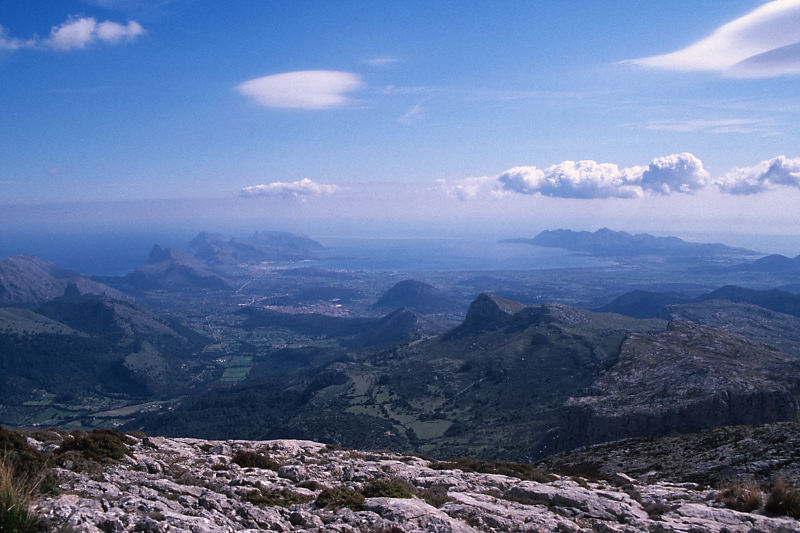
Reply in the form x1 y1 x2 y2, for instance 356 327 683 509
29 434 800 533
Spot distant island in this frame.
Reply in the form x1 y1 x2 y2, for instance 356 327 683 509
502 227 757 258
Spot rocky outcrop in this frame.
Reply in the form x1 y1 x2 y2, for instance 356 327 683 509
551 321 800 453
31 435 800 532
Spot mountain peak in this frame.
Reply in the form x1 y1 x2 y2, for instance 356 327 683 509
455 293 528 334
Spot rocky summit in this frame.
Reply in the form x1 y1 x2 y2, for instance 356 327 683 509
29 434 800 532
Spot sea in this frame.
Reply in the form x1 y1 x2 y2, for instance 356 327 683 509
0 230 606 276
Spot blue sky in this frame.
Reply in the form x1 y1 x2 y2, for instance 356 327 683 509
2 1 800 239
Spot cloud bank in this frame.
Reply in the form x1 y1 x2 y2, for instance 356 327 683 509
716 155 800 194
236 71 362 109
626 0 800 78
240 178 339 200
445 153 800 200
0 16 144 52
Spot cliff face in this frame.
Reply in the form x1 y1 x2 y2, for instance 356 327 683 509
29 434 800 532
550 321 800 453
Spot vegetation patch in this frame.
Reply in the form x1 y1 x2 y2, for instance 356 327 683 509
362 479 412 499
430 457 555 482
412 484 452 508
315 487 365 511
715 479 763 513
765 478 800 518
57 429 133 464
231 450 280 470
0 426 48 477
243 487 313 507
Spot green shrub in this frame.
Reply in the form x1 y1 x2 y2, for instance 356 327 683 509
430 457 555 482
715 479 763 513
0 426 48 478
362 479 412 499
231 450 280 470
412 485 451 508
765 478 800 518
243 488 313 507
297 480 322 490
315 487 365 511
57 429 132 464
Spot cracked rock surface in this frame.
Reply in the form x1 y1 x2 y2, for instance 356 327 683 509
33 435 800 532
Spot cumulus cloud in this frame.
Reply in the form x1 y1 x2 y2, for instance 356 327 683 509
626 0 800 78
236 71 363 109
240 178 339 200
715 155 800 194
498 160 643 199
639 153 709 194
45 17 144 50
445 153 709 200
0 16 143 52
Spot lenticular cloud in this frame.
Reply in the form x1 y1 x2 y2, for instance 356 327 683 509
626 0 800 78
495 152 707 199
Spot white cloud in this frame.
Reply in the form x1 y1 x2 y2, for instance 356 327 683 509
240 178 339 200
398 104 423 125
0 25 34 50
364 57 398 66
642 118 765 134
435 176 498 200
0 16 144 52
236 71 362 110
626 0 800 78
45 16 144 50
715 155 800 194
445 153 708 200
498 160 644 199
639 152 709 194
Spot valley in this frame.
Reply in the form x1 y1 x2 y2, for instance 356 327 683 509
2 228 800 466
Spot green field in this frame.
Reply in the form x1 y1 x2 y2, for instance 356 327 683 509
220 356 253 382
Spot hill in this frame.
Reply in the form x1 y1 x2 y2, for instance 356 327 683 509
598 284 800 321
733 253 800 273
0 292 208 426
506 227 754 258
188 230 322 265
696 285 800 318
595 289 688 318
239 306 449 349
373 279 460 314
122 245 233 291
0 254 124 306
